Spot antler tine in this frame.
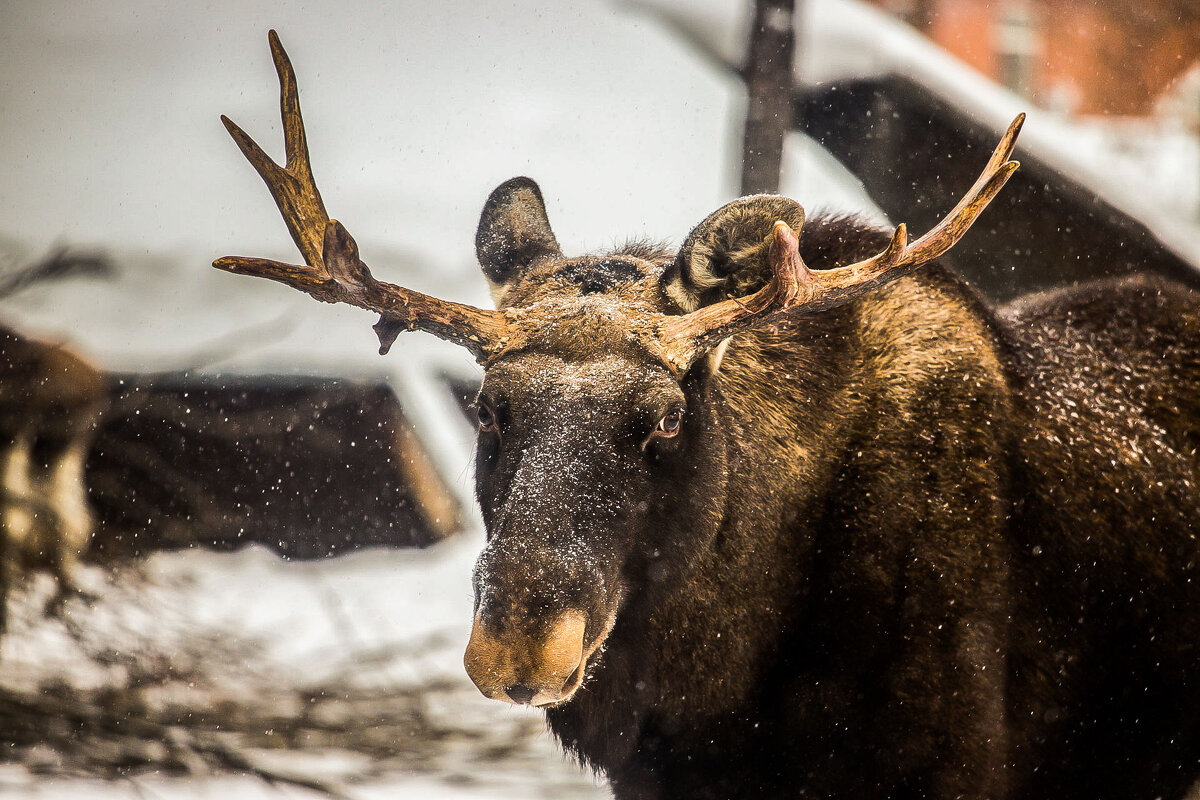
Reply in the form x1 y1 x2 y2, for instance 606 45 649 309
801 114 1023 299
219 30 330 271
897 112 1023 265
808 113 1022 304
214 32 509 361
655 114 1024 373
272 30 313 179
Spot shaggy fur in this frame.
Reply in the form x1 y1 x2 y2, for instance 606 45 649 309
471 188 1200 800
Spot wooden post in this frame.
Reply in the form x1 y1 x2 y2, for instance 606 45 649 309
740 0 797 195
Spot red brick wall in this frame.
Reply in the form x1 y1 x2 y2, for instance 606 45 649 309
868 0 1200 116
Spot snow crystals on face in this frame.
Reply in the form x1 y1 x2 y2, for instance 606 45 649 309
474 354 674 603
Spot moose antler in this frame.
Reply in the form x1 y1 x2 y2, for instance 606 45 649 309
655 114 1024 371
213 31 508 360
215 31 1022 373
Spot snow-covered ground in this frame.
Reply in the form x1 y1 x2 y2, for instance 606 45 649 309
0 533 609 798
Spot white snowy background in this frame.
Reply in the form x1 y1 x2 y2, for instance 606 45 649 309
0 0 1196 797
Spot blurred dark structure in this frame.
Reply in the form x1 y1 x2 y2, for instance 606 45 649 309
0 247 114 300
795 78 1200 301
87 376 461 560
0 255 462 569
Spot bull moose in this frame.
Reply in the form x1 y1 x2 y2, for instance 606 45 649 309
215 32 1200 800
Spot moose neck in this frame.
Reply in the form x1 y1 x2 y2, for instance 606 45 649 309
546 260 1017 786
543 292 864 768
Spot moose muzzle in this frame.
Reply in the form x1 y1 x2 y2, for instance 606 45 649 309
464 609 589 706
463 433 626 707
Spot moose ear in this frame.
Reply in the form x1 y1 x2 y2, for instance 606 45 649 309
476 177 562 288
663 195 806 312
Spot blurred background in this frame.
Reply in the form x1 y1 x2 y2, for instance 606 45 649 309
0 0 1196 797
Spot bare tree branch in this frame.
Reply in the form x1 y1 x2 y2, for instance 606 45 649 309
0 246 114 299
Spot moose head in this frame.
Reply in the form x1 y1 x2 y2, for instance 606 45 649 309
215 32 1021 708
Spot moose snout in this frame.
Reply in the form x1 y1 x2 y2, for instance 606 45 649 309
464 610 588 707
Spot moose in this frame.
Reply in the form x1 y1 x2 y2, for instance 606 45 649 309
0 325 108 627
215 32 1200 800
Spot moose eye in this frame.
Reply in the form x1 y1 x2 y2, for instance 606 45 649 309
476 402 499 433
655 410 682 438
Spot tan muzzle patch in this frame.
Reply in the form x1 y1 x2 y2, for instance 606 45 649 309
463 610 588 707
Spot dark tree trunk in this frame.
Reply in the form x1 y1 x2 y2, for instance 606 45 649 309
740 0 796 195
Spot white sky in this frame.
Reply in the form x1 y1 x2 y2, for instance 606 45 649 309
0 1 737 270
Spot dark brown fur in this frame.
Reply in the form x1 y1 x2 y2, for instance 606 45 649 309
0 325 108 621
468 187 1200 799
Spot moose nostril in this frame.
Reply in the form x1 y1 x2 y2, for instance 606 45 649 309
505 685 537 705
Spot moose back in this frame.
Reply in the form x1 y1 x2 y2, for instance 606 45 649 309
215 32 1200 800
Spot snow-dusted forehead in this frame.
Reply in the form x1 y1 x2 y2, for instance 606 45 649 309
493 251 673 320
492 292 676 370
482 352 678 413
